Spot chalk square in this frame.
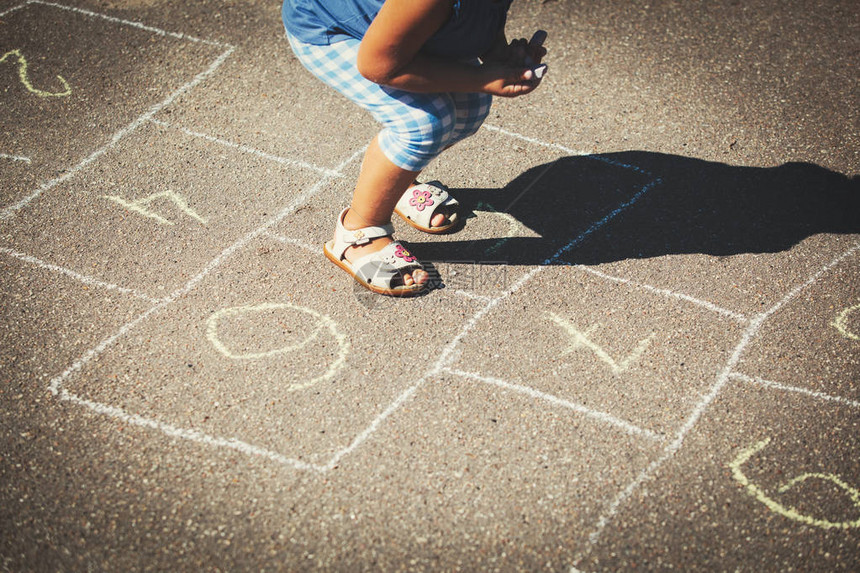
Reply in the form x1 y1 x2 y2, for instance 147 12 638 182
735 249 860 403
0 0 227 209
313 376 664 568
156 41 376 173
561 153 860 316
581 381 860 571
56 235 484 467
449 265 746 437
0 252 152 387
0 121 323 298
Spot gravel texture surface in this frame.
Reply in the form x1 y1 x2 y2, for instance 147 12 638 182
1 0 858 570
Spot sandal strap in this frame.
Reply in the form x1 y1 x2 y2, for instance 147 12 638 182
330 207 395 260
396 181 459 230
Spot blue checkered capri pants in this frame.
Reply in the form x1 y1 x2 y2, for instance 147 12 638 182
287 32 493 172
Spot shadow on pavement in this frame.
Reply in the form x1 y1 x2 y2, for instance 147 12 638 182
418 152 860 266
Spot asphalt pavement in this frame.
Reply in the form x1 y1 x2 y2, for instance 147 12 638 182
1 0 858 570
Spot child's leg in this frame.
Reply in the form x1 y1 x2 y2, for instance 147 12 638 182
342 134 426 286
287 34 466 285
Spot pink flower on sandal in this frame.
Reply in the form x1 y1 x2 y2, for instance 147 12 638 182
394 244 416 263
408 188 434 212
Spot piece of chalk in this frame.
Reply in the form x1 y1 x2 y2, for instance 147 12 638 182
532 63 547 79
529 30 548 48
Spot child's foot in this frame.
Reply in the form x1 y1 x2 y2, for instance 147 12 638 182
394 181 460 234
324 208 428 294
340 234 428 287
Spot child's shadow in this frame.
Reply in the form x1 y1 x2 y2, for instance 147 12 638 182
418 152 860 266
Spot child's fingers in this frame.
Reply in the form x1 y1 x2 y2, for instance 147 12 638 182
525 30 548 67
502 67 542 96
507 38 529 66
480 63 543 97
528 45 547 65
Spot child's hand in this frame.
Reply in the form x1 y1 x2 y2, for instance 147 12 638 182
479 30 547 97
479 62 544 97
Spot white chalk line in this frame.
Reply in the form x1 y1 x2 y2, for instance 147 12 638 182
579 240 860 557
258 229 323 255
0 1 29 17
482 123 655 177
47 143 365 471
0 153 31 163
325 266 544 469
148 118 344 178
730 373 860 409
573 265 750 324
29 0 231 48
0 246 164 304
0 24 235 220
55 386 324 472
547 178 662 266
485 123 743 326
446 368 665 442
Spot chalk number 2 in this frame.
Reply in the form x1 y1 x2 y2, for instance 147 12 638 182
1 49 71 97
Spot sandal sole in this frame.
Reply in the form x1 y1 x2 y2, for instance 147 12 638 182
393 207 458 235
323 241 427 297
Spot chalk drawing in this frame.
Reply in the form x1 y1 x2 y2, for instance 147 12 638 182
548 312 655 374
206 302 349 392
474 201 531 255
0 49 71 97
0 153 31 163
730 437 860 530
833 303 859 341
103 190 207 226
584 243 860 551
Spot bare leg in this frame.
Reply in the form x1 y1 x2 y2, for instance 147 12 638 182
340 135 427 286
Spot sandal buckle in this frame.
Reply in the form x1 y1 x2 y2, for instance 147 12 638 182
352 230 370 245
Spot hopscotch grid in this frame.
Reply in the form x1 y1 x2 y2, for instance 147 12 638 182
577 240 860 560
730 372 860 409
445 367 665 442
148 118 345 178
0 246 165 304
0 2 236 220
46 102 808 528
3 8 851 561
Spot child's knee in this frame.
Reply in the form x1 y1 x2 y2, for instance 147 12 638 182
381 96 458 170
453 93 492 141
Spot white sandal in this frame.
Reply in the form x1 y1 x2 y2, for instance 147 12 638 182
323 208 427 297
394 181 459 234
